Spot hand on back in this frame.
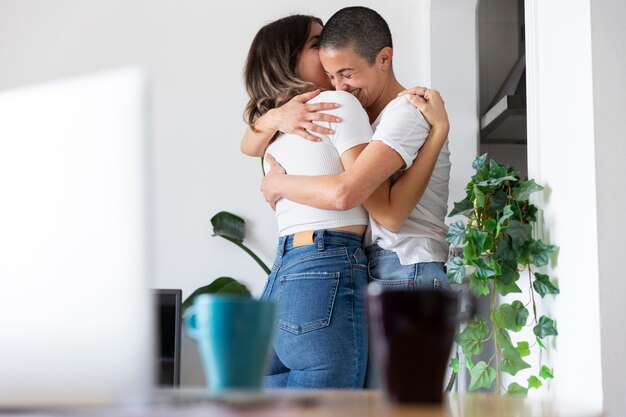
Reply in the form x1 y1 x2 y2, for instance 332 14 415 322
260 154 286 211
270 89 342 141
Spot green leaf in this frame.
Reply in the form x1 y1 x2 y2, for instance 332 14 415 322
474 186 486 209
529 240 558 267
495 327 514 351
464 239 476 260
540 365 554 379
533 315 559 339
449 197 474 217
533 273 560 297
473 258 498 280
466 356 475 370
507 382 528 396
458 324 487 355
472 153 488 170
523 204 539 222
468 315 490 334
488 160 518 186
468 229 489 254
211 211 271 274
498 260 520 283
536 336 546 349
501 347 531 376
507 220 532 250
483 235 494 251
513 180 544 201
446 220 467 246
447 256 466 284
494 301 528 331
482 219 497 234
469 274 490 296
517 341 531 357
211 211 246 242
182 277 252 311
495 279 522 296
449 357 460 373
499 204 515 224
494 236 517 262
468 361 496 391
490 190 509 214
508 166 520 179
527 376 543 389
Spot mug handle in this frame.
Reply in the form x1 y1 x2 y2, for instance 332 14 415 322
449 292 478 324
184 306 201 340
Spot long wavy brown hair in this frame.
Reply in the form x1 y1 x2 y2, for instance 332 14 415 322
243 15 322 129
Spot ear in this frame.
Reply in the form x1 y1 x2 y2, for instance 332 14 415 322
377 47 393 70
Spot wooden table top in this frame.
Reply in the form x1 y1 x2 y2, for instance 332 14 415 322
146 389 604 417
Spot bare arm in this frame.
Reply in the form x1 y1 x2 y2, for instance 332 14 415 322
240 89 342 157
262 141 404 210
261 88 449 228
361 88 450 231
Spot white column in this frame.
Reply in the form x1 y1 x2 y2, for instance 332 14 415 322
525 0 603 409
590 0 626 415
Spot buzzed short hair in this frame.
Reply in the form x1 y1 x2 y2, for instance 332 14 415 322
319 6 392 64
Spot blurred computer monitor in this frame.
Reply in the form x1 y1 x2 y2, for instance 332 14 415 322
0 67 152 407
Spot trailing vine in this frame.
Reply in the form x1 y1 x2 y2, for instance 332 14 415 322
445 154 559 395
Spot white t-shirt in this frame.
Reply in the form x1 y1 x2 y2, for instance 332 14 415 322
364 95 451 264
265 90 372 236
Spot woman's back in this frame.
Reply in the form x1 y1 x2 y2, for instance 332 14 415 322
264 91 373 236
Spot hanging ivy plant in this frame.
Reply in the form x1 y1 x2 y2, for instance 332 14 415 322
445 154 559 395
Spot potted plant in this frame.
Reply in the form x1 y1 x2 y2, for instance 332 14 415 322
182 211 270 311
444 154 559 395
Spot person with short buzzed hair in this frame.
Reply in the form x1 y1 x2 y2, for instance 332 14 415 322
262 6 452 294
242 11 450 389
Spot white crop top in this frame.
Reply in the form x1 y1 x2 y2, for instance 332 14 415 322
264 91 373 236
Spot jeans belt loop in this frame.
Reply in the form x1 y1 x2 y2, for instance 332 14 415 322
317 229 325 251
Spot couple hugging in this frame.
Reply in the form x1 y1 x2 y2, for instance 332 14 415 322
240 6 451 389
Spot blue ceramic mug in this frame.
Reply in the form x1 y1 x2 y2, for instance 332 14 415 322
184 294 276 392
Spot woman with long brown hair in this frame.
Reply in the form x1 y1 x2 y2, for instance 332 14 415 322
242 14 449 389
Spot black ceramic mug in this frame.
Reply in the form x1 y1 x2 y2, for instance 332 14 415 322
367 283 472 404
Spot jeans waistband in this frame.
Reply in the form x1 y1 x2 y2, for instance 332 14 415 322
365 243 388 256
278 229 363 254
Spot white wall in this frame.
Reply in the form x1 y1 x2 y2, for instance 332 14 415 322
0 0 429 300
590 0 626 416
525 0 603 410
430 0 480 223
0 0 431 385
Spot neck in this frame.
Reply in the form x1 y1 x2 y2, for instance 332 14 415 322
366 76 405 123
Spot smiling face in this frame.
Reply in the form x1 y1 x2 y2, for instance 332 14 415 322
295 22 333 90
319 45 391 112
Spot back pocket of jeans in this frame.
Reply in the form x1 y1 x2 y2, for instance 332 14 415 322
367 251 413 289
433 278 452 291
276 272 340 335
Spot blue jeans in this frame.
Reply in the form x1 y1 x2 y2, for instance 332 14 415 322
364 244 451 388
260 230 369 389
365 244 451 291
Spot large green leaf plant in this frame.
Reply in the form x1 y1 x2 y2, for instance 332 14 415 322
182 211 270 311
445 154 559 395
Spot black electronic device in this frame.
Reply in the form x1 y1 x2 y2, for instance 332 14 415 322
154 289 182 387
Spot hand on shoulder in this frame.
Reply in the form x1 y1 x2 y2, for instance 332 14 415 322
398 86 449 135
